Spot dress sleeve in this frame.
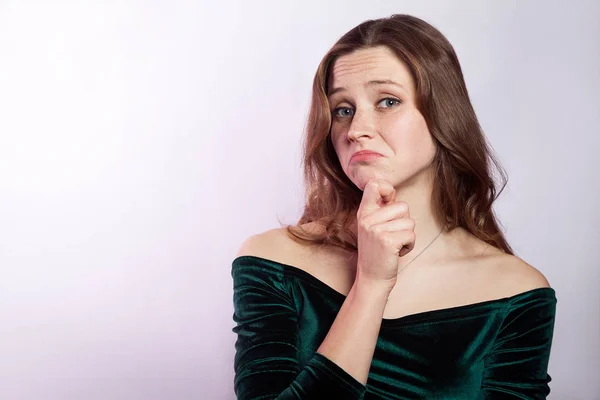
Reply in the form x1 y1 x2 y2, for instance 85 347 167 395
480 288 557 399
231 258 367 400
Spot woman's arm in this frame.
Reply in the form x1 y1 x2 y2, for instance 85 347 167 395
232 237 392 399
480 287 557 399
316 271 391 385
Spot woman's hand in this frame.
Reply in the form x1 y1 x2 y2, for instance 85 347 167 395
355 179 416 290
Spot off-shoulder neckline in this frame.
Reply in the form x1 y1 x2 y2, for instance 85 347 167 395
232 255 556 328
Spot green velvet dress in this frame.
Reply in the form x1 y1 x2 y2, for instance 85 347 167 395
231 255 557 399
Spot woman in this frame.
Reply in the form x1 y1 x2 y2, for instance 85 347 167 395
231 14 556 399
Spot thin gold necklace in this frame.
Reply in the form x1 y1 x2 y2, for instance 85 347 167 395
386 226 445 303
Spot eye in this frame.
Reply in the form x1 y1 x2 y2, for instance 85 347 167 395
332 97 401 119
332 107 354 118
378 98 401 108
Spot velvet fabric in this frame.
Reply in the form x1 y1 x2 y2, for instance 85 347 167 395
231 255 557 399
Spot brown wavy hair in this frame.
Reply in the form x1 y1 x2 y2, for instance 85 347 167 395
278 14 513 255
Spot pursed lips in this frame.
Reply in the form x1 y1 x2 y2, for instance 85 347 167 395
350 150 383 164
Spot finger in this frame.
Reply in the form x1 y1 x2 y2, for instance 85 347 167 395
358 179 395 217
399 237 415 256
399 248 411 257
380 230 416 255
363 201 410 226
369 216 415 233
380 184 396 205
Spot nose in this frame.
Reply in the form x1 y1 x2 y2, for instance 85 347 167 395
346 109 376 142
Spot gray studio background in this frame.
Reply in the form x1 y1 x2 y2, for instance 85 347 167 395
0 1 598 399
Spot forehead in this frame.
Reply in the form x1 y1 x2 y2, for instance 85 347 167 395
327 46 413 94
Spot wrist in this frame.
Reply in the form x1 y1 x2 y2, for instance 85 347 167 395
354 272 395 298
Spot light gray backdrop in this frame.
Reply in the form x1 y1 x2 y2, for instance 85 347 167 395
0 1 598 399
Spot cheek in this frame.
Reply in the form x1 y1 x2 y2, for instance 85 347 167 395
388 112 433 158
332 132 348 157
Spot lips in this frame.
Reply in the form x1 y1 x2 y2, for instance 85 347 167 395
350 150 383 163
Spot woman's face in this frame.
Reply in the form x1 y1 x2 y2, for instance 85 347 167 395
327 45 436 192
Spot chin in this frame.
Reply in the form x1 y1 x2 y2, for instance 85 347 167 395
352 168 428 193
352 172 400 191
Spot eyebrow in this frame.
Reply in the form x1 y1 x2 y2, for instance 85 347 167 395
328 79 405 97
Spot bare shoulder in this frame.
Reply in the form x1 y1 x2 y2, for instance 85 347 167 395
235 223 325 264
235 227 294 260
235 223 356 294
483 251 551 297
452 229 551 296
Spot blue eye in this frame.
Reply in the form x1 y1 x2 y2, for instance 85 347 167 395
379 98 401 108
332 97 401 118
333 107 354 118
